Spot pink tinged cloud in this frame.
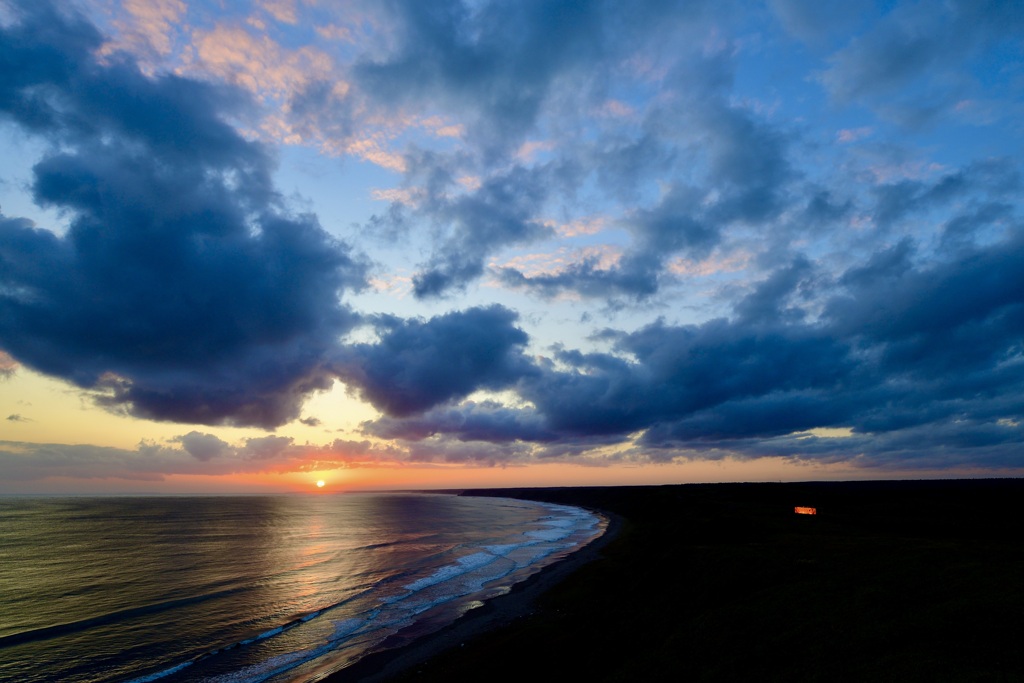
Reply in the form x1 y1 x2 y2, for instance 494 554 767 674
112 0 187 57
188 24 334 100
0 350 17 378
258 0 298 25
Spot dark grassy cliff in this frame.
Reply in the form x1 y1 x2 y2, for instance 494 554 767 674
381 480 1024 682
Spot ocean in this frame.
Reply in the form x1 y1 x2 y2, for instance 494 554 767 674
0 493 604 683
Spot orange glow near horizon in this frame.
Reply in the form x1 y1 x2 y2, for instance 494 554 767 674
7 455 1002 496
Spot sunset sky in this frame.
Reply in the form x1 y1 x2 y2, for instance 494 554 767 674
2 0 1023 494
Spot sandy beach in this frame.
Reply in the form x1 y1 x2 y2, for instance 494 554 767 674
328 480 1024 682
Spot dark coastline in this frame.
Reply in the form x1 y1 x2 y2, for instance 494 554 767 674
327 480 1024 682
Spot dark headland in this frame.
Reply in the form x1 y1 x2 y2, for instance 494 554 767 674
328 479 1024 682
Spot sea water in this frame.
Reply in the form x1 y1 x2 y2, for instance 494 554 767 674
0 493 604 682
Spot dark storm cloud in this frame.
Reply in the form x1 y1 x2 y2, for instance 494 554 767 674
921 159 1022 251
376 260 857 448
497 250 664 301
800 189 853 231
3 0 1023 475
0 2 367 428
363 400 556 443
357 1 746 299
633 185 721 258
362 314 866 454
241 435 294 460
869 166 1001 231
495 183 715 301
494 169 767 301
690 104 795 226
824 231 1024 381
363 144 589 298
731 256 817 326
175 432 231 462
334 305 534 417
593 133 678 203
527 313 855 438
355 0 611 157
939 202 1013 252
500 51 796 301
647 50 797 227
818 0 1024 124
639 391 853 444
410 164 555 298
0 4 267 189
617 232 1024 454
373 225 1024 468
708 413 1024 470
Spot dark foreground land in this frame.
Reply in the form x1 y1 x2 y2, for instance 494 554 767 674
332 480 1024 682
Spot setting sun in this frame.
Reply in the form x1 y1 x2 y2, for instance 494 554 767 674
316 480 325 488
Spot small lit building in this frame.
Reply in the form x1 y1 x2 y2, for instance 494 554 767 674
794 506 817 515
